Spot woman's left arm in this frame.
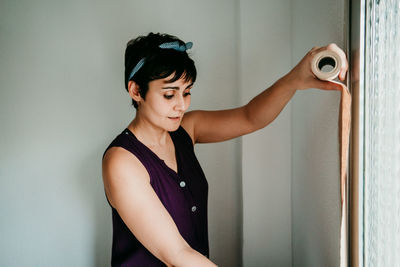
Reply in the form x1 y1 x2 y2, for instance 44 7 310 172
183 43 348 144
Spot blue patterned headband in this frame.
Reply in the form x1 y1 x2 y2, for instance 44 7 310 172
128 41 193 81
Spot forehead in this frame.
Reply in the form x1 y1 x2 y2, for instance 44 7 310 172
150 75 194 89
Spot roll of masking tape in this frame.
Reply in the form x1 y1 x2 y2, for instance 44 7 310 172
311 48 351 267
311 50 342 80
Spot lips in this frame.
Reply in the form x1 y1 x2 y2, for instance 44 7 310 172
168 116 181 120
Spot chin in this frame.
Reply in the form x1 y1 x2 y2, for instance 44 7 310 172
168 125 180 132
163 117 182 132
165 122 181 132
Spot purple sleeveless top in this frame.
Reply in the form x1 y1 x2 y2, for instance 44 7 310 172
102 125 209 266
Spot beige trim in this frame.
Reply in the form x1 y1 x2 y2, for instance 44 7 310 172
349 77 360 267
348 0 365 266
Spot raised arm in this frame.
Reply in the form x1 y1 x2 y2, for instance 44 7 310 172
102 147 218 267
182 43 348 144
182 78 297 144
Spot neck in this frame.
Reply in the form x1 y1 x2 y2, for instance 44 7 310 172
127 115 170 147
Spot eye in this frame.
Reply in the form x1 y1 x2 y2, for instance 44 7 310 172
184 92 191 97
164 94 174 99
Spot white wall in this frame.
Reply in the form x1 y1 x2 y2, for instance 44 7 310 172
291 0 346 266
239 0 293 266
0 0 241 266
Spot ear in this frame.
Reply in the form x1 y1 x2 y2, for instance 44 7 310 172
128 81 142 103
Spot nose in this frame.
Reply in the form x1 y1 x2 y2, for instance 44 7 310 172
174 94 186 111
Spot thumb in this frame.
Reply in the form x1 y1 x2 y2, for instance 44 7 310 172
312 79 342 91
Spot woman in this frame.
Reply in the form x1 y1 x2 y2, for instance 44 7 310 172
102 32 348 266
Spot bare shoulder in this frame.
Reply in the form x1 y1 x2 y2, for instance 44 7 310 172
101 146 196 265
102 146 150 207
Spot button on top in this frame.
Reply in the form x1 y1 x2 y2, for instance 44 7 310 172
191 206 197 212
179 181 186 188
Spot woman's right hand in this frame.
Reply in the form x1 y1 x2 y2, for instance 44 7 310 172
283 43 348 91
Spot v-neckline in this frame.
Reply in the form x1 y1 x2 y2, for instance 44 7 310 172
124 127 180 177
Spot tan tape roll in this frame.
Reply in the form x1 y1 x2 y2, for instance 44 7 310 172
311 49 351 267
311 50 342 80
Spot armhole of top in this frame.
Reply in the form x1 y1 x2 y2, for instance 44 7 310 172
102 136 153 183
178 125 195 148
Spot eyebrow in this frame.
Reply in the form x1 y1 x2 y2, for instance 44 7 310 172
162 82 194 90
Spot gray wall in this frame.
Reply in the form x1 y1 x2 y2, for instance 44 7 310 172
240 1 293 266
0 0 240 266
240 0 346 265
291 0 346 266
0 0 345 266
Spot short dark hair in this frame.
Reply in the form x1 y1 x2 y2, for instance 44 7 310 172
124 32 197 109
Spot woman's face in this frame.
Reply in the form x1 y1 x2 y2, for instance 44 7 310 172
138 74 193 132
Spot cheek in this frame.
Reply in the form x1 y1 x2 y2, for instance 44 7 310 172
154 98 174 115
185 96 191 108
151 101 169 114
142 95 165 114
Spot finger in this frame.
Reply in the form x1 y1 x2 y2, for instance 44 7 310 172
339 69 347 81
306 46 323 60
316 43 346 60
337 56 348 80
312 79 342 91
327 43 346 58
310 46 326 56
310 46 321 53
340 58 349 80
